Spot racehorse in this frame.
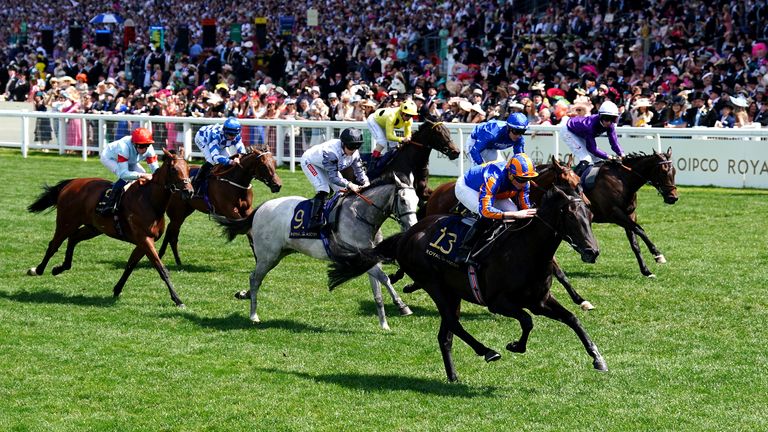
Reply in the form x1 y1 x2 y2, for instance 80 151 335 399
349 114 460 207
421 156 597 311
27 149 194 307
215 172 419 330
585 148 678 277
158 146 282 266
328 183 605 381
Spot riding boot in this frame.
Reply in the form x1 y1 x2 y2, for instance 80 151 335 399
192 162 213 197
456 217 493 266
97 179 126 216
573 160 591 176
307 191 328 229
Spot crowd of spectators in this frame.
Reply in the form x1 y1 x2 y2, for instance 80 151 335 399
3 0 768 147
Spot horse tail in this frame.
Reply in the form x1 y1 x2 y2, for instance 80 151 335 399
327 232 405 291
28 180 73 213
213 209 257 242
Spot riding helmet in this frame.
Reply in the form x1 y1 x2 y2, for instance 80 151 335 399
506 112 529 133
506 153 539 179
340 128 364 150
223 117 242 136
131 127 155 145
399 100 418 116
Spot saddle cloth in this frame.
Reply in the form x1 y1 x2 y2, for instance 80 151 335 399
425 215 474 267
288 193 343 239
579 162 602 193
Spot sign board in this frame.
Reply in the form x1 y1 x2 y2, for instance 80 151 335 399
307 9 318 27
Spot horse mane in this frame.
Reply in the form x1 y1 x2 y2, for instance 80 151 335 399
360 171 400 192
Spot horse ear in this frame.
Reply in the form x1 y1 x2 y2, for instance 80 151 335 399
162 148 172 159
550 155 558 165
566 153 574 166
652 147 659 155
666 146 673 156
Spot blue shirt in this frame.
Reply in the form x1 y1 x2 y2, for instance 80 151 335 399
463 162 531 219
195 124 247 165
468 120 525 164
566 114 623 160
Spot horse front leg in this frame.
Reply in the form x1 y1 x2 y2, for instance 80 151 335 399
158 209 191 267
624 228 654 277
139 237 185 307
437 320 458 382
366 272 389 330
113 246 147 298
631 222 666 264
52 226 100 276
552 258 594 310
529 294 607 371
370 264 412 316
28 227 71 276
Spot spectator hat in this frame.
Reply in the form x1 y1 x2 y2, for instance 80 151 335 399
350 94 362 103
731 96 748 108
310 86 321 94
328 92 338 99
413 93 425 101
266 96 278 104
275 87 288 96
361 99 377 108
508 83 520 92
472 88 483 96
470 104 485 116
75 73 88 83
458 99 473 112
285 98 296 104
633 98 652 108
530 81 545 91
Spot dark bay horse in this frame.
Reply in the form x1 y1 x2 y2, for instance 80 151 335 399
421 156 597 311
586 148 678 277
328 184 606 381
158 146 282 266
348 115 460 207
27 149 195 307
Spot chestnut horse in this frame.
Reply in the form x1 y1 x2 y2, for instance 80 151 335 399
27 149 194 307
421 156 596 310
328 184 605 381
158 146 282 266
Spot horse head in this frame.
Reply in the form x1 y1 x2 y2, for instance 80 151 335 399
244 145 283 193
412 115 461 160
533 156 589 206
162 148 194 200
539 184 599 263
392 172 419 230
356 172 419 231
624 149 679 205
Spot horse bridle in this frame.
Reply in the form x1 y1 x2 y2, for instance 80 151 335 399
348 183 417 227
622 158 676 197
213 151 274 189
166 155 192 193
534 196 590 250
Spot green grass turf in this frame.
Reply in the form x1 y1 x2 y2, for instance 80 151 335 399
0 149 766 431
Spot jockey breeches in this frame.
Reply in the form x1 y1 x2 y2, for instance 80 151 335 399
455 174 518 215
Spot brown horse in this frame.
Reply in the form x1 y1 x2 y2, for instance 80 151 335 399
27 149 195 307
421 156 596 310
328 183 605 381
585 148 678 277
158 146 282 266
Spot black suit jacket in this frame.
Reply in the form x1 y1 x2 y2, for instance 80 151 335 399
684 107 716 127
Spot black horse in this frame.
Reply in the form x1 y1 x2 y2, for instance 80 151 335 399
585 148 678 277
328 184 606 382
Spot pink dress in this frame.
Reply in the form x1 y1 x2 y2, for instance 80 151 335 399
62 101 82 148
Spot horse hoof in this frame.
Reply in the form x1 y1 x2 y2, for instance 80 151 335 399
403 283 418 293
506 342 526 353
484 350 501 362
593 357 608 372
645 273 657 279
654 254 667 264
235 290 249 300
26 267 40 276
250 314 261 323
580 301 595 311
380 322 391 331
51 266 65 276
399 306 413 316
177 303 186 309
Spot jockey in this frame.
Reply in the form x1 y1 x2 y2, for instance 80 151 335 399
301 127 370 229
454 153 539 265
192 117 247 196
366 100 417 160
466 112 529 166
97 127 159 215
562 100 625 175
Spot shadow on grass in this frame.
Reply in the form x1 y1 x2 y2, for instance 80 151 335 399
171 312 352 334
257 367 497 397
357 300 493 321
100 259 216 273
0 289 117 307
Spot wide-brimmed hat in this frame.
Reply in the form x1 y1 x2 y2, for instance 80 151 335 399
458 99 474 112
633 98 652 108
731 96 748 107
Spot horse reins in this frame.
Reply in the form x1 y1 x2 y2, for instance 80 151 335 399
620 159 676 196
347 184 415 225
211 151 273 189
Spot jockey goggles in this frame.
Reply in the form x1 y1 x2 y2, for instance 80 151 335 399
599 114 618 123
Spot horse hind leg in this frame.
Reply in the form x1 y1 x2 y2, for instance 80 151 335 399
503 307 533 354
28 222 79 276
632 224 667 264
528 295 607 371
113 246 147 298
366 273 389 330
371 264 412 316
158 213 188 267
51 226 100 276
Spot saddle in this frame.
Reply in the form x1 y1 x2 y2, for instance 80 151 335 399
289 192 344 239
363 149 398 180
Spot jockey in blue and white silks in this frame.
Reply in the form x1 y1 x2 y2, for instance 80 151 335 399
97 127 159 215
561 100 625 174
192 117 247 195
301 128 370 228
466 112 528 166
